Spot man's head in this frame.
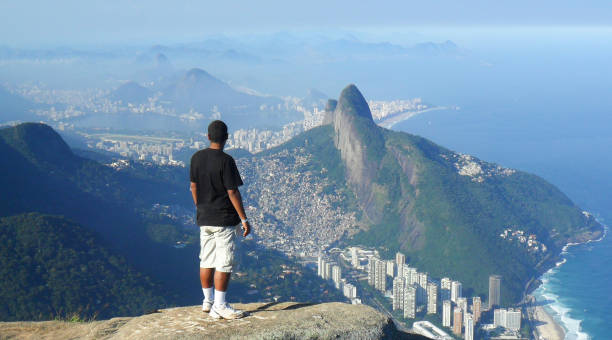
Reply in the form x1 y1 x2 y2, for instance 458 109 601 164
207 120 229 145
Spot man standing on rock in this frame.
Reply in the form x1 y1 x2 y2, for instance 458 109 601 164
190 120 250 320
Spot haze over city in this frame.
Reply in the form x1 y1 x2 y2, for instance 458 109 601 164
1 1 611 340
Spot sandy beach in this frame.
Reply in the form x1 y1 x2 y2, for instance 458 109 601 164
530 305 566 340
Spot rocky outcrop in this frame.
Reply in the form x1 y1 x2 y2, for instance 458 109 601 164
321 99 337 125
331 84 386 222
0 302 425 340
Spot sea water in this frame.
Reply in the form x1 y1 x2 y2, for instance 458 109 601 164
532 225 611 340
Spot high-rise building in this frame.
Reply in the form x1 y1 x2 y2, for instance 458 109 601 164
465 313 474 340
451 281 462 303
396 252 406 277
489 275 502 309
404 284 417 319
457 297 468 326
350 247 359 268
324 262 331 280
494 308 521 331
410 268 419 285
375 259 386 292
453 307 463 336
343 283 357 299
418 272 428 304
386 260 395 277
442 300 452 327
317 256 324 277
440 277 452 301
392 277 405 310
427 282 437 314
473 296 482 323
506 309 522 331
493 308 506 328
402 265 411 282
367 257 376 286
332 265 342 289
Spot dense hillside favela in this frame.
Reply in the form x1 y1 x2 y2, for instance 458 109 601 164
0 84 603 339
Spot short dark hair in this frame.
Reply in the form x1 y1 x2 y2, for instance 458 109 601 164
208 120 228 143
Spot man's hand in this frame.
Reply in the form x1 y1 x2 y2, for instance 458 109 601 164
241 221 251 237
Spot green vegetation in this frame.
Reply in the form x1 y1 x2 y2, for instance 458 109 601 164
0 213 167 321
0 123 349 321
229 241 346 304
277 119 601 306
349 129 601 304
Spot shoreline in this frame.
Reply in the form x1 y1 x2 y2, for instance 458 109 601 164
528 301 566 340
528 224 608 340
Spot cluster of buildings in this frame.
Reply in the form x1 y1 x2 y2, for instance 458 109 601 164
317 256 360 304
237 148 359 257
500 228 548 253
357 249 518 340
367 98 429 121
493 308 522 331
89 137 185 166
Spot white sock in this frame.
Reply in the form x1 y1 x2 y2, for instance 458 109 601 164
202 287 213 302
214 290 226 307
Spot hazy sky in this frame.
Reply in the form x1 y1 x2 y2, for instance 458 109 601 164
1 0 612 46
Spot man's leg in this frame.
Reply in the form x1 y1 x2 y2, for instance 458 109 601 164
209 226 243 319
213 271 231 308
199 226 216 309
214 271 231 291
200 268 215 304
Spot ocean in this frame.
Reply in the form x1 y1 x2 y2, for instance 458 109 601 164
532 226 611 340
389 29 612 339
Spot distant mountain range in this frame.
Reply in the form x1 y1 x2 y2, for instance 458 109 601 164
107 81 154 105
105 67 300 130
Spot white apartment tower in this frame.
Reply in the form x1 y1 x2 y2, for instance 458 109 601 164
375 259 386 292
427 282 438 314
350 247 359 268
386 260 395 277
324 262 331 280
332 265 342 289
451 281 462 303
367 257 376 286
465 313 474 340
442 300 452 327
506 309 522 331
440 277 452 301
392 277 405 311
418 272 428 304
317 256 324 277
404 284 417 319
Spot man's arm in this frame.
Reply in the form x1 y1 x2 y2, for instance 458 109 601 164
190 182 198 205
227 188 250 237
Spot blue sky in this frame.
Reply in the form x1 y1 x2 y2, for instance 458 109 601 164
1 0 611 46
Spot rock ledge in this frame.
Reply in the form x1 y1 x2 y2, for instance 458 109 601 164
0 302 424 340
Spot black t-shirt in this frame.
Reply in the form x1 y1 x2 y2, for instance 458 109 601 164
190 148 243 226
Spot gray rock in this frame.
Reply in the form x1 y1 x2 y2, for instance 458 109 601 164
0 302 425 340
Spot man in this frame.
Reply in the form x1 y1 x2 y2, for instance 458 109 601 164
190 120 251 320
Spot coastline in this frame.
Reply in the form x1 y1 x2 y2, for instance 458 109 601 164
528 302 566 340
528 225 608 340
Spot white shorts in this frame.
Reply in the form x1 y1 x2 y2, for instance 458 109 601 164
199 225 237 273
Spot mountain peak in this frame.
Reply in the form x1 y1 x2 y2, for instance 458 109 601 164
336 84 373 122
0 123 74 166
184 68 214 80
